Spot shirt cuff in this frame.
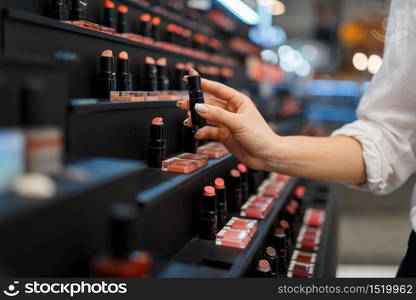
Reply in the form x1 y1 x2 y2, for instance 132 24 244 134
331 120 394 194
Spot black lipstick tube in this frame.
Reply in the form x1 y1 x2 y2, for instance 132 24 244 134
103 4 115 28
215 183 227 230
147 120 166 168
187 75 205 127
227 170 242 212
199 188 217 240
157 64 170 91
70 0 87 20
239 166 249 203
50 0 68 20
140 19 151 38
272 228 288 277
143 63 158 91
265 247 278 277
183 126 199 153
117 9 128 33
116 57 132 91
175 67 187 91
97 55 116 99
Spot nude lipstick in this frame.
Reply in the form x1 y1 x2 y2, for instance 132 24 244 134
116 51 132 91
97 50 116 99
103 0 116 28
70 0 87 21
147 117 166 168
199 186 217 240
265 246 278 277
187 70 205 127
214 177 227 230
237 163 249 202
143 57 158 91
117 5 129 33
256 259 273 278
273 228 288 277
227 169 242 212
156 58 170 91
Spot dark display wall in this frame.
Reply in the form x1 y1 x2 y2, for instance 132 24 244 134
0 0 338 278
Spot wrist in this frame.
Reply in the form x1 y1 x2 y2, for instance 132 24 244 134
263 133 286 172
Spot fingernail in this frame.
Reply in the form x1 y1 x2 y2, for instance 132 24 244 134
176 101 182 107
195 103 208 114
189 68 199 76
183 75 189 82
183 118 190 126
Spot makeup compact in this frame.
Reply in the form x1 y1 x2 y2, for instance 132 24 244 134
196 142 229 159
240 196 273 219
225 217 257 237
215 228 251 249
304 208 326 227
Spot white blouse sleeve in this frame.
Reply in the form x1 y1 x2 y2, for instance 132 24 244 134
331 0 416 195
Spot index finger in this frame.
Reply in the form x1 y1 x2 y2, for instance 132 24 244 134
201 78 247 106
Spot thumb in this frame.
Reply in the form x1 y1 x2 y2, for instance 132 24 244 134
195 103 241 131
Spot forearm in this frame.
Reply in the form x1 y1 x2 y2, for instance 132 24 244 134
265 135 366 184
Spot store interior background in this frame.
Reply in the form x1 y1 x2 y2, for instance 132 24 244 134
264 0 414 277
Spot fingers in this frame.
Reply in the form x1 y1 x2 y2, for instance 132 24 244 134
195 126 220 140
176 97 227 111
201 78 246 106
195 103 242 132
183 117 219 127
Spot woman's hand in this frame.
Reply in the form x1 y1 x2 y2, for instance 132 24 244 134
176 77 280 170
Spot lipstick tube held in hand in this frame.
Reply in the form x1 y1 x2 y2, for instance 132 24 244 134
187 73 205 127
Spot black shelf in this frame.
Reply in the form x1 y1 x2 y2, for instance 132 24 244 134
2 8 233 68
133 154 238 260
0 158 146 276
158 178 299 277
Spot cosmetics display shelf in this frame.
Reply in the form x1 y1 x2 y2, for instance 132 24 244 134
2 8 235 69
120 0 215 36
0 158 145 276
159 178 299 277
134 154 238 260
68 99 185 161
312 183 339 278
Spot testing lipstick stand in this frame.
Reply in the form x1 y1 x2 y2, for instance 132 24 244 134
0 0 338 278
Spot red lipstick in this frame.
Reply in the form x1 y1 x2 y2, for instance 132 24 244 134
140 13 152 38
103 0 116 28
147 117 166 168
151 16 161 41
117 5 129 33
214 177 227 230
227 169 242 212
143 56 158 91
199 186 217 240
97 49 116 99
116 51 132 91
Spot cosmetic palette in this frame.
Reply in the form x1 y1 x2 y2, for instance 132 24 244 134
240 196 273 219
161 153 208 174
196 142 229 159
110 91 188 102
63 20 116 34
225 217 258 237
258 179 285 198
287 261 314 278
291 250 316 265
304 208 326 227
296 226 321 252
215 228 251 249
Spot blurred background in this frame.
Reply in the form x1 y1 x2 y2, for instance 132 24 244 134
250 0 414 277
